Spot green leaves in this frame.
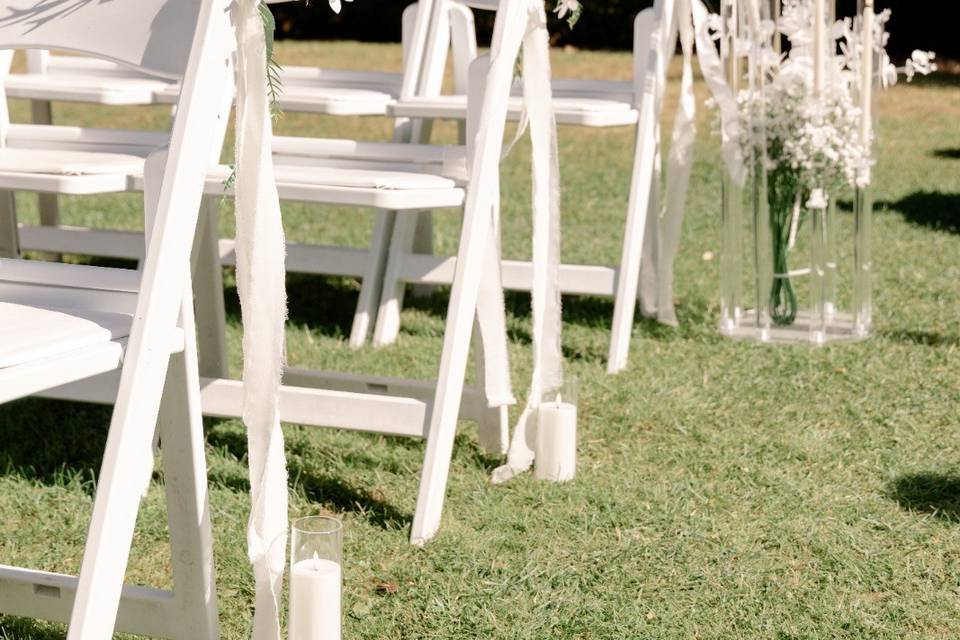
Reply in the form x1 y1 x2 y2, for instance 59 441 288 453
564 3 583 29
259 1 284 120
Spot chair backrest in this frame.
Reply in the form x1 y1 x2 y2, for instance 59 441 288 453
0 0 233 315
0 0 211 79
447 0 677 104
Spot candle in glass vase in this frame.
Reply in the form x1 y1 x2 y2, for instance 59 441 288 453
535 395 577 482
289 554 341 640
289 516 343 640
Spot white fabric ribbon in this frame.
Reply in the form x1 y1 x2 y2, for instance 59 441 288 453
492 0 563 484
232 1 289 638
645 0 747 324
654 0 695 326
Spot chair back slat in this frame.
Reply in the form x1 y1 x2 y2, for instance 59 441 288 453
455 0 498 10
0 0 206 78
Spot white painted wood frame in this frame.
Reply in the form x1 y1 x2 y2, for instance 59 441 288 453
0 0 234 635
376 0 681 374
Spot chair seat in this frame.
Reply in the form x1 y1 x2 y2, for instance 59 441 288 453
276 86 398 116
271 165 457 190
3 73 173 106
133 163 465 210
152 67 404 116
0 148 146 176
222 164 464 209
0 147 147 194
391 94 639 127
5 124 168 155
0 302 130 368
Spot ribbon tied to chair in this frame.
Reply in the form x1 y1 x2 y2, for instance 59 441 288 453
232 0 289 638
230 0 571 634
490 0 565 484
641 0 746 325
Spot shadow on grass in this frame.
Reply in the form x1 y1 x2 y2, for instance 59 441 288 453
205 420 412 530
881 329 960 347
224 272 360 340
0 398 108 493
252 265 720 357
459 432 506 473
878 191 960 234
932 148 960 160
889 473 960 522
289 461 410 531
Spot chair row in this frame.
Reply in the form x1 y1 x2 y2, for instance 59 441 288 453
0 0 679 636
2 0 680 373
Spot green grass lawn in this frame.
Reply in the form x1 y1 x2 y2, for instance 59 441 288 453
2 42 960 639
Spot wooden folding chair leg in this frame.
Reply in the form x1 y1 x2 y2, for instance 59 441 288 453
67 286 203 638
637 156 662 319
472 317 509 456
192 197 229 378
0 191 18 258
471 194 510 455
37 195 59 229
31 100 62 260
350 209 396 348
409 211 436 299
160 295 219 639
66 382 167 638
373 210 421 347
608 117 658 374
410 202 495 546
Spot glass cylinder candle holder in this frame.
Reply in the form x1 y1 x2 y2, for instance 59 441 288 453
535 378 577 483
289 516 343 640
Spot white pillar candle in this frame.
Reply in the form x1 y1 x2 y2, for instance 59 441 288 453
535 397 577 482
289 554 342 640
860 0 874 145
813 0 826 96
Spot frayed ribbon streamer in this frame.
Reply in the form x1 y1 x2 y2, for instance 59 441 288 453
491 0 563 484
641 0 747 324
232 1 289 638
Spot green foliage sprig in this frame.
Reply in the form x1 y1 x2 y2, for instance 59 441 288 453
260 1 284 121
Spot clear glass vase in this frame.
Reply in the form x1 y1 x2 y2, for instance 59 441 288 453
717 0 873 345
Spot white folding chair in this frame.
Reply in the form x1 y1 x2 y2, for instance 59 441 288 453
0 0 232 636
174 0 537 545
376 0 680 373
2 0 423 115
0 0 468 353
0 40 177 244
1 0 467 252
181 0 464 359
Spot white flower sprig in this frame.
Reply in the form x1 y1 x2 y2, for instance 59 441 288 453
734 0 936 192
554 0 582 28
736 0 867 193
836 7 936 89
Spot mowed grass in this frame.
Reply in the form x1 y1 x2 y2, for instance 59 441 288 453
1 42 960 639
